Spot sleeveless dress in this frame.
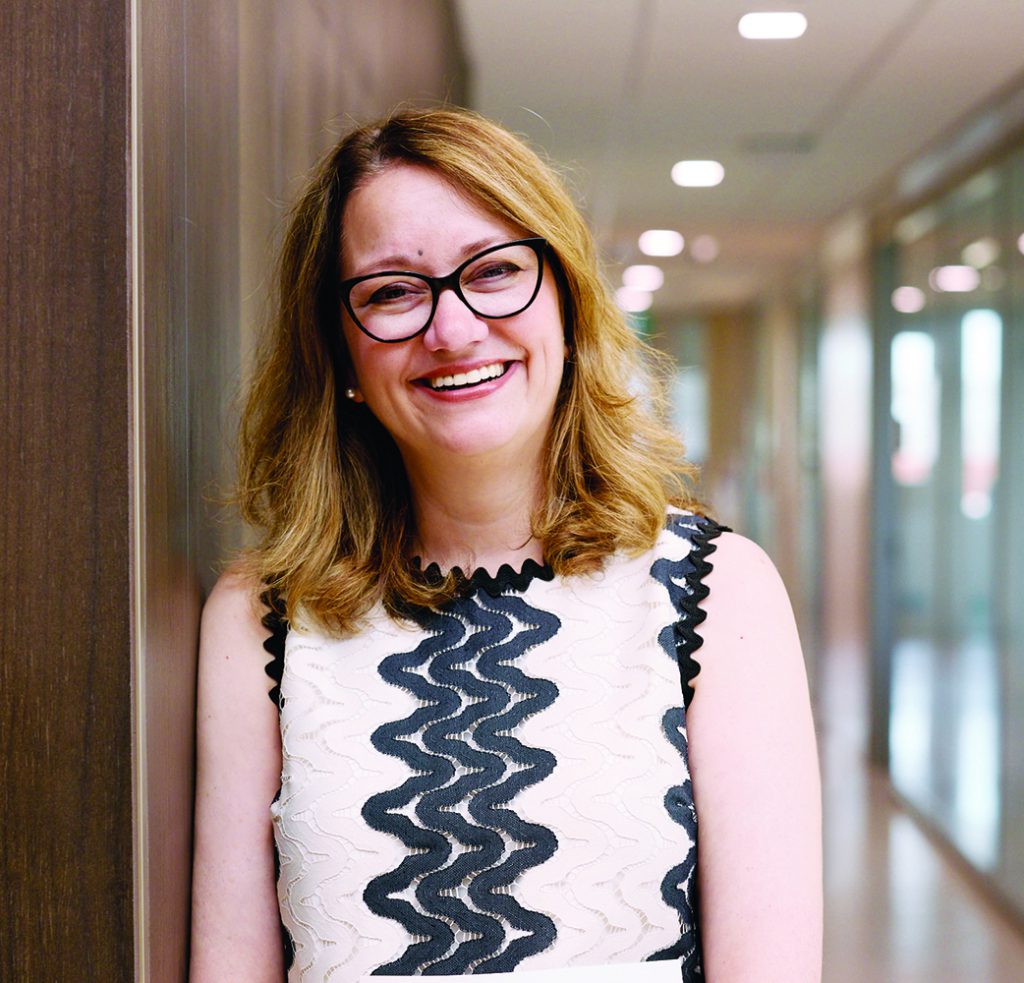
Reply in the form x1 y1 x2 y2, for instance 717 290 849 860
261 510 724 981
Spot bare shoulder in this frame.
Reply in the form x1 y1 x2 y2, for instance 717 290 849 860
201 563 270 643
194 563 283 759
703 529 793 618
693 529 807 700
195 562 280 756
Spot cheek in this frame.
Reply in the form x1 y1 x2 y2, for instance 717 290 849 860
339 321 374 384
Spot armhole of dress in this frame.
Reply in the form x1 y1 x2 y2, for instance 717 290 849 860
259 589 295 973
675 517 727 709
259 588 287 712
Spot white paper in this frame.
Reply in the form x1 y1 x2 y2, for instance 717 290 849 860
367 959 682 981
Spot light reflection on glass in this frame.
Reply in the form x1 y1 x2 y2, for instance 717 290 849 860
891 332 940 485
954 640 1000 870
891 638 1002 873
892 285 926 313
671 367 708 466
961 236 1000 268
960 309 1002 520
929 265 981 292
890 640 934 804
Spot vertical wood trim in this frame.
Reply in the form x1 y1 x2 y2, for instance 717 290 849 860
129 0 149 979
0 1 134 978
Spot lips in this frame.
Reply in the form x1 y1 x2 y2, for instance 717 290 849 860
420 361 510 391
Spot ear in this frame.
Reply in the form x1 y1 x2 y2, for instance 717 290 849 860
344 387 365 403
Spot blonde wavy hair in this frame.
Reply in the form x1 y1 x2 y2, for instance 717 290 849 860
239 106 701 632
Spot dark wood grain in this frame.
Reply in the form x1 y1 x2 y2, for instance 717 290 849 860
0 0 134 980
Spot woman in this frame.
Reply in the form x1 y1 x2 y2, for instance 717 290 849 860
191 108 821 982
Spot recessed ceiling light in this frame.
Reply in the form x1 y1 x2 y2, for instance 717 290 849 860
738 12 808 40
623 265 665 291
615 287 653 313
929 265 980 293
639 230 684 256
671 160 724 187
690 235 719 263
891 286 925 314
1017 232 1024 256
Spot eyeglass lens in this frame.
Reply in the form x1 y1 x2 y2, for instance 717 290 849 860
345 241 543 342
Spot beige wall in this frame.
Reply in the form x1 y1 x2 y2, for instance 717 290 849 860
701 310 759 530
816 215 873 657
133 3 466 979
813 212 874 745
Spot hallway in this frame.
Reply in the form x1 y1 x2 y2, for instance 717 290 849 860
820 644 1024 981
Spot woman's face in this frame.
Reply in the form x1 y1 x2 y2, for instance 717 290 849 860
339 163 566 480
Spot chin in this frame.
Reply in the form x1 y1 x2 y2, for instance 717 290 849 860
419 422 543 463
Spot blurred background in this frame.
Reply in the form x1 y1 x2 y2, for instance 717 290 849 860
4 1 1024 980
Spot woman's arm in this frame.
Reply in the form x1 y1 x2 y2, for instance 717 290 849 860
687 531 822 982
190 571 285 982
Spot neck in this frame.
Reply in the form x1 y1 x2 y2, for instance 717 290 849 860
405 454 546 575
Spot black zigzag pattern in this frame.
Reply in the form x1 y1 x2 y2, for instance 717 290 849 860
648 513 725 980
363 588 560 974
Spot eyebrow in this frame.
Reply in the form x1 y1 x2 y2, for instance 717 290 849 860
348 236 511 278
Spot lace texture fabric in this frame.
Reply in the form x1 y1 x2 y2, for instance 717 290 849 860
268 511 723 980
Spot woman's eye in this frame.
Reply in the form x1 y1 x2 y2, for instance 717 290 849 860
467 262 519 287
365 280 427 306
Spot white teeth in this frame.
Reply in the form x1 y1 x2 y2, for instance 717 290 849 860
428 362 506 390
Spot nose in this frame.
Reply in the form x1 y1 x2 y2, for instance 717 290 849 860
421 285 489 352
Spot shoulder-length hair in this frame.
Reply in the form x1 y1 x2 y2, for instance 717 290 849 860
238 106 700 631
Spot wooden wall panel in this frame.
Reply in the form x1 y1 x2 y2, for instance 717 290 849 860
0 1 134 980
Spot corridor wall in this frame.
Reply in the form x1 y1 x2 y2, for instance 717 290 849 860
873 140 1024 927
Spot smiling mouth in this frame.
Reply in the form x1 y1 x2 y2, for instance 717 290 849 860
423 361 510 391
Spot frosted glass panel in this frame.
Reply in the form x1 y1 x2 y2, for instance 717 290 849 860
882 154 1014 910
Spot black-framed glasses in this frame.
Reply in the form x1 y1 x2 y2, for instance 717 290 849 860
340 237 547 343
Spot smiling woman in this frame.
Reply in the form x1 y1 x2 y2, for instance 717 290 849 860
190 107 822 983
338 165 567 500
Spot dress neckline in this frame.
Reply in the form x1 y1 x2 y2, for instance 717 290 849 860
413 556 555 598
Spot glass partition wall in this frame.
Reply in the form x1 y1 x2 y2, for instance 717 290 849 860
876 144 1024 921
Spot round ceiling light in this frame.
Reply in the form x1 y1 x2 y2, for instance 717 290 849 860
738 12 808 40
671 160 724 187
638 230 684 256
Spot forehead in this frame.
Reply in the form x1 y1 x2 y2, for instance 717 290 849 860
340 164 523 272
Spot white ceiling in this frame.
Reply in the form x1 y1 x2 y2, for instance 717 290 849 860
455 0 1024 314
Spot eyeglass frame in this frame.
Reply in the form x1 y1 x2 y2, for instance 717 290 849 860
338 237 549 343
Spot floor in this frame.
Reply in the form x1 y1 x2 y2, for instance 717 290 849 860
819 643 1024 982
